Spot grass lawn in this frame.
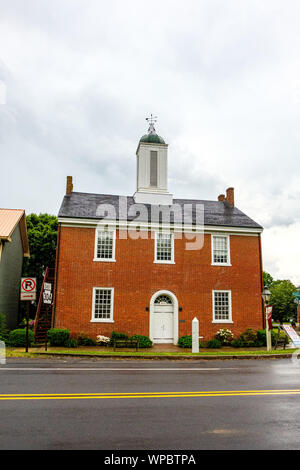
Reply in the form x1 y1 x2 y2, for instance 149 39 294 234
4 346 297 358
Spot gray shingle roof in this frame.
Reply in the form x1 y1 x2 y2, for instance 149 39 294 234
58 192 263 230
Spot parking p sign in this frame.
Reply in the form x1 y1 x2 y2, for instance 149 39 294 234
20 277 36 301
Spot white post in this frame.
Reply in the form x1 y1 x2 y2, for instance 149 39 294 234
0 340 6 365
192 317 199 353
265 304 272 351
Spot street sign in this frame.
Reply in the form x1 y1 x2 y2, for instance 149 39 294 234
293 292 300 298
44 282 52 291
21 277 36 293
282 324 300 347
20 292 36 301
43 290 52 304
20 277 37 301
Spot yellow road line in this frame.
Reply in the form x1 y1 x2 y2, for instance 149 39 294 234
1 388 300 396
1 389 300 400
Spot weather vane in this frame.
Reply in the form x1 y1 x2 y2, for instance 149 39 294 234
146 114 158 133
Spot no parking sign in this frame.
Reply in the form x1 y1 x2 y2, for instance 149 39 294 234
20 277 36 301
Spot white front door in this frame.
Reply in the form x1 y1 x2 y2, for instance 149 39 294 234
153 296 174 343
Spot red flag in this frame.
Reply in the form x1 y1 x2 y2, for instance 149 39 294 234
266 305 273 330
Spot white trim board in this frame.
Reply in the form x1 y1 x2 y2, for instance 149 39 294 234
58 217 262 235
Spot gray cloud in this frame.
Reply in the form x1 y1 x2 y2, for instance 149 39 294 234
1 0 300 281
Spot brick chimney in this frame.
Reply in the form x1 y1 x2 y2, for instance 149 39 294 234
225 187 234 206
218 194 225 201
66 176 73 195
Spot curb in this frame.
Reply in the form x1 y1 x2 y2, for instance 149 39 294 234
27 352 294 360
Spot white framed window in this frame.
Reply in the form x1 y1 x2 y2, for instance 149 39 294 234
211 235 231 265
94 229 116 262
154 232 175 264
212 290 233 323
91 287 114 323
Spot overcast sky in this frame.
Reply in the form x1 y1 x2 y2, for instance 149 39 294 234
0 0 300 283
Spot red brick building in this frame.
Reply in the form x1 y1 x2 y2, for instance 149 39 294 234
53 122 264 343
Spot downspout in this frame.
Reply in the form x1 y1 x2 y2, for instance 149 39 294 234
52 222 61 328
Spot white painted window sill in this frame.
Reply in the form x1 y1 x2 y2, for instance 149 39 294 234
211 263 232 267
153 261 175 264
93 259 116 263
90 320 114 323
212 320 233 324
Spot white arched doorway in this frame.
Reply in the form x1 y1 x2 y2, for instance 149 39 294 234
149 290 178 344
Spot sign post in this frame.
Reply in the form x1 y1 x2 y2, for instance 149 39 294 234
43 283 52 351
192 317 199 353
266 305 273 351
20 278 36 352
25 300 30 353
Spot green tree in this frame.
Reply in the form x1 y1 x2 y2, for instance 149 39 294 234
22 213 58 291
269 279 297 324
263 271 274 289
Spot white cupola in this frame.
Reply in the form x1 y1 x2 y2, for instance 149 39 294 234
133 117 173 205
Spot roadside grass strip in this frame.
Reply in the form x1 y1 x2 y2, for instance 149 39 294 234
1 389 300 401
6 348 297 358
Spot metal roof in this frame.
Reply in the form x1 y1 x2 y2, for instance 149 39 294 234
0 209 30 256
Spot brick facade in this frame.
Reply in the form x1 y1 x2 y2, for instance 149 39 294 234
53 226 264 341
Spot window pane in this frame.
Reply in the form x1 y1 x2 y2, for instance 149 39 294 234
154 295 172 305
214 292 230 320
97 231 114 259
94 289 112 319
156 233 172 261
213 236 228 263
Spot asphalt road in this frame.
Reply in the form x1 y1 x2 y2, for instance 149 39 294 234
1 357 300 450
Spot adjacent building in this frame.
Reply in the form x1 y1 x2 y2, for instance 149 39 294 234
0 209 30 329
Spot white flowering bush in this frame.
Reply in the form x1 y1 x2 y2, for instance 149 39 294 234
96 335 110 346
215 328 234 345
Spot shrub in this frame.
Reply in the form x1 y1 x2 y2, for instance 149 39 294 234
177 335 203 349
65 338 78 348
238 328 258 347
0 314 8 341
96 335 110 346
231 339 244 348
130 334 153 348
83 337 97 346
215 328 234 345
110 331 129 345
275 330 289 346
205 339 222 349
18 317 35 330
8 329 34 347
76 332 96 346
47 328 70 346
256 329 288 347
